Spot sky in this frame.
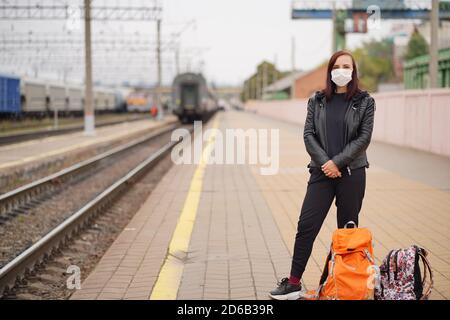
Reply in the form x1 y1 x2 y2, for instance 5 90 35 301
0 0 410 87
163 0 396 86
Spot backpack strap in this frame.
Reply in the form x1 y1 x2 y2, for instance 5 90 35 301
417 248 434 300
313 247 333 300
377 249 393 300
385 249 394 282
344 221 357 229
394 250 399 281
319 250 332 285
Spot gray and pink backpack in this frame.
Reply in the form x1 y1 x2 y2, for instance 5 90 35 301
375 245 433 300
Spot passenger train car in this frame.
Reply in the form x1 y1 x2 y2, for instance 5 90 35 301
171 72 219 123
0 74 126 117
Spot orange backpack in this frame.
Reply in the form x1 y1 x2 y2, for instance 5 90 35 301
302 221 380 300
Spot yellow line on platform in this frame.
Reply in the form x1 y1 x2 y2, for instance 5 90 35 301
150 116 220 300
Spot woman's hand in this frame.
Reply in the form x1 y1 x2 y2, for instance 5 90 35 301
321 160 342 178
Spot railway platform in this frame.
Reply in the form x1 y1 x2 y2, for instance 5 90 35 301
0 116 178 191
70 110 450 300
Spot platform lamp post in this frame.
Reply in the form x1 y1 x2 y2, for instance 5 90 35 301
84 0 95 135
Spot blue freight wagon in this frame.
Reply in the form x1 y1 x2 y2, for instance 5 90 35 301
0 74 21 114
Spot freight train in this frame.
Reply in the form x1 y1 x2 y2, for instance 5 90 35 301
171 73 219 123
0 74 127 118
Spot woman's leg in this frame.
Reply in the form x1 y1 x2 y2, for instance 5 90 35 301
290 168 336 281
335 167 366 228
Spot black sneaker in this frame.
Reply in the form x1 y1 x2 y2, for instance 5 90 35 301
269 277 302 300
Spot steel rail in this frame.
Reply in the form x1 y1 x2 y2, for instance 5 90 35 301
0 122 179 219
0 115 152 146
0 125 193 296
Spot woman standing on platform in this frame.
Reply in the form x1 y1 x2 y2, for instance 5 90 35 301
269 50 376 300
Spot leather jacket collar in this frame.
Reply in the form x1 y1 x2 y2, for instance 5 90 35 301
315 89 370 107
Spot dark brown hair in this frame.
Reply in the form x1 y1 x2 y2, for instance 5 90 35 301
322 50 361 101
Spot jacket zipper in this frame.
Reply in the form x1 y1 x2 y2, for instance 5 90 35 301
319 98 328 155
343 99 354 149
344 99 356 175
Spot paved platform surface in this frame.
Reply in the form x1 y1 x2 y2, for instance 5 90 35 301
0 116 178 171
70 110 450 300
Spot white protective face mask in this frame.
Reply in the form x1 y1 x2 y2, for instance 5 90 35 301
331 68 353 87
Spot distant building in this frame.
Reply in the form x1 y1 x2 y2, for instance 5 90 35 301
246 62 327 102
371 19 450 91
417 20 450 50
262 70 305 100
386 22 415 82
254 62 329 100
292 63 328 98
403 47 450 89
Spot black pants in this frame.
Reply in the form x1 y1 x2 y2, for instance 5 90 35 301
290 166 366 279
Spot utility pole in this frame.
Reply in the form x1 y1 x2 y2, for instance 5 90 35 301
246 80 250 101
291 36 296 72
429 0 439 88
156 19 163 120
331 0 336 53
84 0 95 135
291 36 296 100
263 63 268 89
175 44 180 75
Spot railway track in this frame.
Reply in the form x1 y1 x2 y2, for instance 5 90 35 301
0 121 195 297
0 114 149 146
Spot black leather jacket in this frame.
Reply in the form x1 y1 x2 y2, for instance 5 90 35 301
304 89 376 174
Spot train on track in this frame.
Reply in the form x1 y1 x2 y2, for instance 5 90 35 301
1 72 222 122
171 72 219 123
126 90 154 113
0 73 127 118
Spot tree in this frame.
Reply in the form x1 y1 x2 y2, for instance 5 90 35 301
404 26 429 60
352 38 395 92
